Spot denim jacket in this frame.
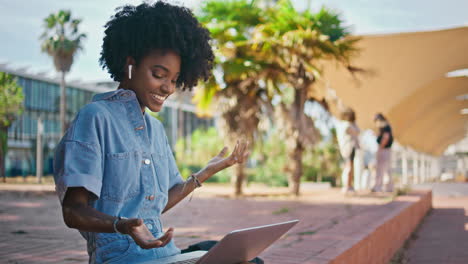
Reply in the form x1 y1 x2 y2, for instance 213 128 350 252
54 89 183 263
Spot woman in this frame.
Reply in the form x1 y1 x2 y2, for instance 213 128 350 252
53 2 250 263
372 113 394 192
336 108 360 194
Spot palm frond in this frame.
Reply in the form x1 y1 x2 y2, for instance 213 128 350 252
39 10 86 72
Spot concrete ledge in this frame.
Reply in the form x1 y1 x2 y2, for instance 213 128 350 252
330 191 432 264
263 190 432 264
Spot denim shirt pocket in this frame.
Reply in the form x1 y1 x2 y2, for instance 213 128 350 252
101 151 141 202
95 233 132 263
151 152 169 194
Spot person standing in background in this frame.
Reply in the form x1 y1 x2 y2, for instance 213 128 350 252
336 108 360 194
372 113 394 192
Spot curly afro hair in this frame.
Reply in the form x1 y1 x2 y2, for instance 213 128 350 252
99 1 214 90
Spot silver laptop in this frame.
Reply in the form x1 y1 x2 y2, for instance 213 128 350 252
145 220 299 264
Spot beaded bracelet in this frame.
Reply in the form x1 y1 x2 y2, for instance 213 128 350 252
181 174 202 202
189 174 202 188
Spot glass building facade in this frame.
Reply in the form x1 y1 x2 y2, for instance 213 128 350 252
5 73 98 177
2 67 213 177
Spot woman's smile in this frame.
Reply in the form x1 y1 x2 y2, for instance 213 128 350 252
150 93 166 105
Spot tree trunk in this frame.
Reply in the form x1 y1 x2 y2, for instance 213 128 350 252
287 82 307 196
60 71 67 137
317 170 322 182
335 172 341 187
0 125 8 183
234 164 245 196
288 145 303 196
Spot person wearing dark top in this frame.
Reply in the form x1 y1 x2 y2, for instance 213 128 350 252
372 113 394 192
377 124 393 148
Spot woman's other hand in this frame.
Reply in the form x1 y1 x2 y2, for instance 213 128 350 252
117 218 174 249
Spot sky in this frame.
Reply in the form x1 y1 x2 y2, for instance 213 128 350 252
0 0 467 83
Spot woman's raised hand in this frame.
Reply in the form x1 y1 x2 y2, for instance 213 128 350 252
205 140 250 174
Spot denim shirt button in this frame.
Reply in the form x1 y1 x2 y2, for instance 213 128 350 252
145 195 155 200
147 223 153 230
144 159 151 165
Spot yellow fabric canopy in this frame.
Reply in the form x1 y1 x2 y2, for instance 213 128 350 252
319 26 468 155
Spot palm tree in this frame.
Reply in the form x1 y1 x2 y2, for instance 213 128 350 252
40 10 86 136
243 0 360 195
196 0 269 195
0 72 24 182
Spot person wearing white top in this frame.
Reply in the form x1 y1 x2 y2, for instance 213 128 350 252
336 108 360 194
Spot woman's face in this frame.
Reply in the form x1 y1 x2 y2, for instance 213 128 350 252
374 120 380 128
128 49 181 113
374 119 385 130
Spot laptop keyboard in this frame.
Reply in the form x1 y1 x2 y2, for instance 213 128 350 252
170 257 200 264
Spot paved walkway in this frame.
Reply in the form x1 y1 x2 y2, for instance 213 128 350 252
400 183 468 264
0 183 395 263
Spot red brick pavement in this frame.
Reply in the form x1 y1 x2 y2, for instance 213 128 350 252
0 185 399 264
0 191 88 263
402 196 468 264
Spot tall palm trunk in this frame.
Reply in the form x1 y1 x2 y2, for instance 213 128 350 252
288 143 303 195
287 77 310 196
59 71 66 136
221 86 259 196
235 163 246 196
